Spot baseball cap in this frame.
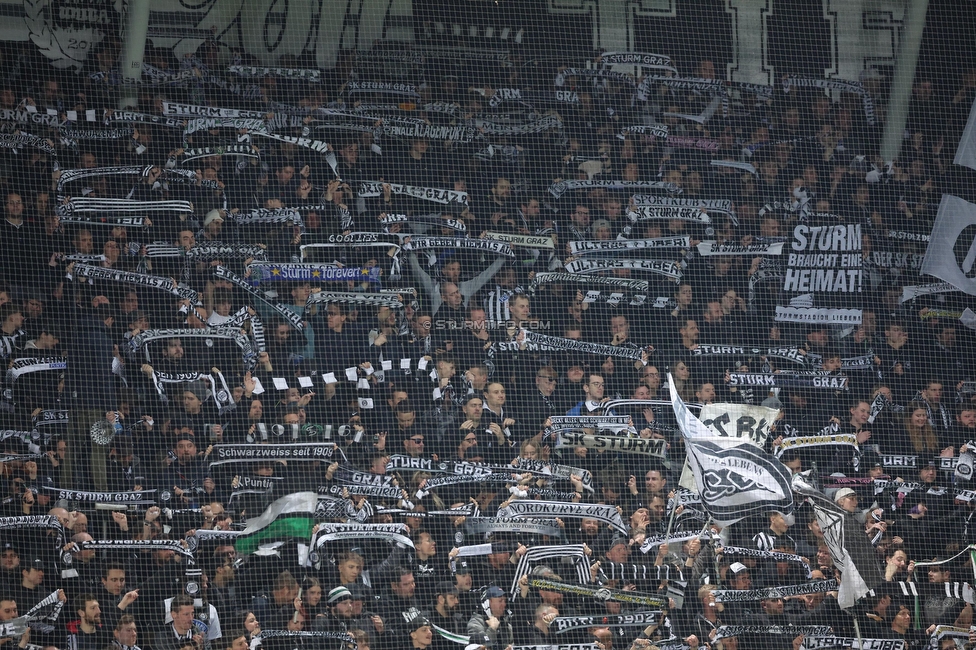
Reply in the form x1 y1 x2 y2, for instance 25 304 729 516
729 562 750 575
327 586 353 604
834 488 857 502
406 615 431 631
455 559 471 575
485 586 506 599
465 633 493 650
204 210 224 227
435 581 459 597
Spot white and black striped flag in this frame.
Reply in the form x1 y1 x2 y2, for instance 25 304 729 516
668 374 794 527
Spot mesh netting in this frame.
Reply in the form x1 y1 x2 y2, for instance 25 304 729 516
1 2 976 650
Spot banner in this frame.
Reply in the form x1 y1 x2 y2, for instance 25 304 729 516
698 403 779 446
782 224 862 293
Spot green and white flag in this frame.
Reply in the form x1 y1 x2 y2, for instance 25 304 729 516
235 492 318 555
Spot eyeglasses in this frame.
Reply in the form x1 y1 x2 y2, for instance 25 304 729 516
588 382 604 387
409 438 424 444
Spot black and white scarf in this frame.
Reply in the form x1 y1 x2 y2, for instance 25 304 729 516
44 488 155 504
628 205 711 223
556 431 667 458
345 80 422 97
602 562 683 583
62 217 146 229
5 357 67 385
73 264 200 303
715 626 832 641
105 109 186 129
691 345 807 365
801 637 904 650
512 458 594 493
632 195 737 224
57 198 192 215
228 207 303 226
0 133 56 155
320 483 403 499
247 263 380 285
728 372 848 391
382 121 477 142
619 124 669 139
531 271 648 292
553 612 661 635
697 241 783 256
635 75 724 102
563 258 682 281
472 115 564 136
383 213 468 233
549 179 680 200
56 165 150 196
162 102 267 119
569 237 690 255
403 237 513 257
360 181 469 206
186 243 268 262
213 266 305 330
497 500 627 534
227 65 320 82
209 442 341 465
310 522 413 550
526 578 668 608
783 76 876 124
178 145 259 162
518 331 645 362
184 117 270 136
0 108 61 127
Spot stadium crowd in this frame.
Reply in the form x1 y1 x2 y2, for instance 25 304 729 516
1 32 976 650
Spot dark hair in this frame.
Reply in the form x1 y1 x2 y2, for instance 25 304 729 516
170 595 194 613
102 563 125 579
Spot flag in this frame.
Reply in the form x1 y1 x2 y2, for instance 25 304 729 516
954 98 976 172
792 474 884 609
669 375 793 527
235 492 318 555
921 194 976 296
